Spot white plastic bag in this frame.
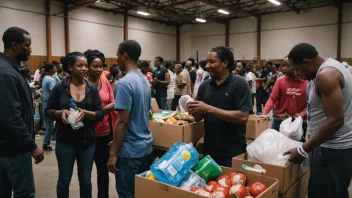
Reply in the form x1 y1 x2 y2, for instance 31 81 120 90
247 129 302 166
178 95 194 113
279 116 303 141
67 109 84 130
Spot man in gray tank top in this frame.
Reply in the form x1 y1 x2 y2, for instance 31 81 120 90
283 43 352 198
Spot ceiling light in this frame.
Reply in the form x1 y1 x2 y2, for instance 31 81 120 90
268 0 281 5
137 11 150 16
196 18 206 23
218 9 229 15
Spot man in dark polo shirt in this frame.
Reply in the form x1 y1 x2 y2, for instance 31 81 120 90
0 27 44 198
188 46 252 167
152 56 170 110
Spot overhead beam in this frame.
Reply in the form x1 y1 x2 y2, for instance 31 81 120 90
124 8 128 40
45 0 52 63
64 0 70 54
53 0 96 16
199 0 256 17
115 0 227 24
163 0 197 8
337 3 342 61
280 0 300 14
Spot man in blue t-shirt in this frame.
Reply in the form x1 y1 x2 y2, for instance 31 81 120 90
107 40 152 198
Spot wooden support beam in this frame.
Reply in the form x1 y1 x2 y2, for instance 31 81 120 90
225 21 230 47
257 16 261 62
45 0 52 63
64 0 70 55
176 25 180 62
337 3 342 61
124 9 128 40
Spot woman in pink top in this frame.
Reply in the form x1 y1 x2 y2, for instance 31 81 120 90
84 49 117 198
261 57 308 138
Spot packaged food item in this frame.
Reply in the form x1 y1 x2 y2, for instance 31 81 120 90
249 182 267 197
150 142 199 186
190 187 212 197
229 172 247 185
217 175 232 188
229 184 248 198
192 155 222 182
178 170 207 190
211 186 230 198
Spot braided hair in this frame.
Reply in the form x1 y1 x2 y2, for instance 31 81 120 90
209 46 235 72
83 49 105 66
62 52 85 75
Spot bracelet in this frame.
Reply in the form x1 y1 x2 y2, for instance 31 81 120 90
297 146 309 158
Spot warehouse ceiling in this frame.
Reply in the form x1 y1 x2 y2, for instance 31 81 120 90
62 0 351 25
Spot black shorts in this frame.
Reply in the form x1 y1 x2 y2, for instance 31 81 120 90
309 146 352 198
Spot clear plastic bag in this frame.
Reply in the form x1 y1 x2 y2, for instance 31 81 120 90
179 95 194 113
279 116 303 141
67 109 84 130
178 171 207 190
247 129 302 166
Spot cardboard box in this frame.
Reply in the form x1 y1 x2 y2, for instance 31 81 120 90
279 170 310 198
246 115 269 139
151 98 159 111
232 153 309 194
135 166 279 198
149 121 204 148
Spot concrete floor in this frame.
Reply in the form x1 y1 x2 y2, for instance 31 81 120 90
33 135 117 198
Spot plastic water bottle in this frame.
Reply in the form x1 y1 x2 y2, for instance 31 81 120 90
69 98 78 110
67 97 84 130
150 142 199 187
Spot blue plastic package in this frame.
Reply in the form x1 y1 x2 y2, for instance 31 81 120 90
150 142 199 187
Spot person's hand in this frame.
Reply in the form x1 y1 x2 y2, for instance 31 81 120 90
283 147 306 164
31 148 44 164
76 108 85 122
107 155 118 173
188 101 210 115
61 110 70 124
260 114 269 118
295 113 303 118
107 141 113 147
154 78 159 83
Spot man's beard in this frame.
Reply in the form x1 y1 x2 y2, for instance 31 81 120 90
18 54 29 62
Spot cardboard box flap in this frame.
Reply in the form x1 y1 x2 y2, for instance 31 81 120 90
183 122 204 146
149 122 184 148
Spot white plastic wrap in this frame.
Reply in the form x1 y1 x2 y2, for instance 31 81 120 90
247 129 302 166
67 109 84 130
179 95 194 113
279 116 303 141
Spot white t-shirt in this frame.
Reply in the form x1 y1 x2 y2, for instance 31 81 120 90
193 68 206 98
167 70 176 99
245 73 256 94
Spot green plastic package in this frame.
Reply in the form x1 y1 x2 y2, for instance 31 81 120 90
192 155 222 182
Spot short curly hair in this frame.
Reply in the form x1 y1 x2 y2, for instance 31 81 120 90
288 43 318 65
62 52 86 75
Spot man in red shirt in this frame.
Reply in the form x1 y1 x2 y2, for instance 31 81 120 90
261 57 308 134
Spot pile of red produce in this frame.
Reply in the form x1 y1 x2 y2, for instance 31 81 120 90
189 172 267 198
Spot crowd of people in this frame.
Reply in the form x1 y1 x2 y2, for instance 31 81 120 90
1 26 352 198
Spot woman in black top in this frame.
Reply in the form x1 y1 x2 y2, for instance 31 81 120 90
45 52 104 198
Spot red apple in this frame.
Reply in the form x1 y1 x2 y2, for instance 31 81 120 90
249 182 267 197
230 172 247 185
217 175 232 188
211 186 230 198
229 184 248 198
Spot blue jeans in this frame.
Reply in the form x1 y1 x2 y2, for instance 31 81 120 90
115 154 151 198
156 97 167 110
43 101 55 146
0 152 35 198
55 140 95 198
